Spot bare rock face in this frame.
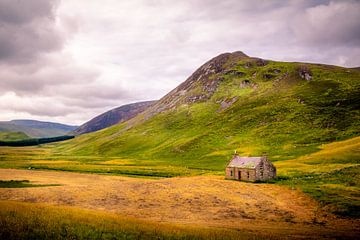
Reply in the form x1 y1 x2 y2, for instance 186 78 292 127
218 97 239 111
298 66 313 81
263 73 275 79
225 70 246 77
255 58 268 66
240 79 258 89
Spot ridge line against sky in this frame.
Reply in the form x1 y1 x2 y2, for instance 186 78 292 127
0 0 359 125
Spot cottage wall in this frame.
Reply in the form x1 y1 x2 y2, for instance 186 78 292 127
243 169 256 181
254 157 276 181
225 167 234 179
226 167 256 181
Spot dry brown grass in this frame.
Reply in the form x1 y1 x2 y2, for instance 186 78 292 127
0 169 359 239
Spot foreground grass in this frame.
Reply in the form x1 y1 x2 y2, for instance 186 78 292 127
0 201 267 240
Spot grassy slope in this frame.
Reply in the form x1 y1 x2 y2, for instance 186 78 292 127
275 136 360 217
0 131 29 141
56 59 360 169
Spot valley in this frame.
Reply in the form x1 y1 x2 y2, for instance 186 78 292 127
0 169 358 239
0 52 359 239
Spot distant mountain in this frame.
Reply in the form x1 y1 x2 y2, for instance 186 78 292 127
73 101 156 135
10 120 77 132
0 120 78 138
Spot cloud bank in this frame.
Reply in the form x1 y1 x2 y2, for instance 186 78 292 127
0 0 359 125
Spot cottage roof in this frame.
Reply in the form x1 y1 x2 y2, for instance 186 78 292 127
227 156 262 169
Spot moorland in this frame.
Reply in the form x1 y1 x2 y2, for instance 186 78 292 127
0 52 359 239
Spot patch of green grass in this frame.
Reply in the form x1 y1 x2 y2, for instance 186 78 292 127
0 180 60 188
275 166 360 218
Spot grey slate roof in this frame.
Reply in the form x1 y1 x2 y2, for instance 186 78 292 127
227 156 262 169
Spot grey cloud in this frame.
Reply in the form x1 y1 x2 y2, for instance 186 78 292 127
1 0 360 125
0 58 100 94
0 93 80 117
0 0 59 24
52 84 134 108
291 1 360 47
0 0 63 63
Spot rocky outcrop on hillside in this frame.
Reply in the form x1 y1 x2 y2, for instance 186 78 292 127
142 51 250 118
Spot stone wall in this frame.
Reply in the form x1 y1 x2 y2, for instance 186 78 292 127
225 167 256 181
255 158 276 181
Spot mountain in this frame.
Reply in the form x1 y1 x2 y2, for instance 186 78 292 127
57 51 360 169
73 101 156 135
0 120 78 138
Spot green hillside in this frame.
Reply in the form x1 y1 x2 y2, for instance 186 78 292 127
0 131 29 141
55 52 360 170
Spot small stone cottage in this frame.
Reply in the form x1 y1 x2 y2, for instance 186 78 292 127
225 155 276 182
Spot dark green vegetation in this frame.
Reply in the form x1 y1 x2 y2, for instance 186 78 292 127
0 180 60 188
0 119 77 138
0 201 262 240
1 52 359 218
0 135 74 146
0 131 29 141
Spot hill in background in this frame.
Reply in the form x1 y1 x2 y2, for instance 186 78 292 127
73 101 156 135
0 120 78 139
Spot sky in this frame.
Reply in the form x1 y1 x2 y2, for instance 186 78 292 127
0 0 359 125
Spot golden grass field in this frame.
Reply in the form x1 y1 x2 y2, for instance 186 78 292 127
0 169 359 239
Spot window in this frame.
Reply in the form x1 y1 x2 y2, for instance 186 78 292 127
230 170 233 176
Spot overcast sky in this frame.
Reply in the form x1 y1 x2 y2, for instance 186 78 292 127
0 0 359 125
